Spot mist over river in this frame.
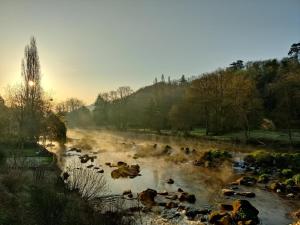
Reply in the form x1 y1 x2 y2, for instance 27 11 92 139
49 129 298 225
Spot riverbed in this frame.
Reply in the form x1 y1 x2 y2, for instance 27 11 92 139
49 128 298 225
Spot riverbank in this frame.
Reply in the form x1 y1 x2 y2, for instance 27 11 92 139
0 143 138 225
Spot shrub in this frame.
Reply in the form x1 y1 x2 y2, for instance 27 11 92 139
65 160 107 200
245 152 300 171
250 151 274 166
1 170 25 193
202 150 232 161
281 169 293 178
284 178 295 186
30 186 67 225
293 174 300 185
210 150 232 159
258 174 269 183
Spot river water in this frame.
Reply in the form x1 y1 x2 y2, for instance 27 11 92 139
49 129 298 225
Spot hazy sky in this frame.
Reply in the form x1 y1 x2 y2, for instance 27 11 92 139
0 0 299 104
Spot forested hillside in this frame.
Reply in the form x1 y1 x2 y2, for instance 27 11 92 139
60 44 300 145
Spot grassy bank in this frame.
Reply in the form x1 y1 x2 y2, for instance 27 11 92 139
124 128 300 149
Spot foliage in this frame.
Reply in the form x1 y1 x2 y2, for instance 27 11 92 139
30 185 67 225
1 37 67 146
292 174 300 185
258 174 269 183
245 151 300 173
281 169 293 178
284 178 295 186
1 170 25 193
65 160 107 200
89 44 300 144
45 112 67 143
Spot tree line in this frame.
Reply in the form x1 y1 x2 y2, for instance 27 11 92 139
57 43 300 144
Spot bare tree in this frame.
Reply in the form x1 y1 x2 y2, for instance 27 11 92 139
117 86 133 99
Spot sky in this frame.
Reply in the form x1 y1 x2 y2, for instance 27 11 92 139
0 0 299 104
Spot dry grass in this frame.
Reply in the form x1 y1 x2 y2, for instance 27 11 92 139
65 159 108 200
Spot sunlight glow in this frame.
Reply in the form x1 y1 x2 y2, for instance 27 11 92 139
28 80 35 87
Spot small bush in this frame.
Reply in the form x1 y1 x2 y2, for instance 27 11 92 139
258 174 269 183
203 150 232 161
293 174 300 185
1 170 25 193
281 169 293 178
30 186 67 225
250 151 274 166
284 178 295 186
245 151 300 171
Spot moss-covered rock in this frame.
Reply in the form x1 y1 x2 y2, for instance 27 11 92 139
194 150 232 167
232 200 259 224
245 151 300 172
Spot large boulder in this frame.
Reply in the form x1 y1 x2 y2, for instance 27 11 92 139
111 164 140 179
138 189 157 206
194 150 232 167
232 200 259 224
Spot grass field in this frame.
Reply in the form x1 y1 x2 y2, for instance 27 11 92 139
190 129 300 145
129 128 300 147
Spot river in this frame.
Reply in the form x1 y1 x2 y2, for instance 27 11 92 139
49 128 298 225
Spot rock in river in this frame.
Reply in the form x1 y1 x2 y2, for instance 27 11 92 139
222 189 236 196
79 154 97 164
166 194 178 200
123 190 132 195
111 164 140 179
158 191 168 195
236 176 257 186
165 201 178 209
138 189 157 207
179 192 196 203
236 192 256 198
208 211 229 224
232 199 259 224
220 203 233 211
167 178 174 184
178 188 184 192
